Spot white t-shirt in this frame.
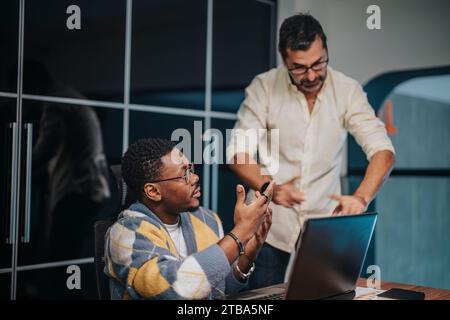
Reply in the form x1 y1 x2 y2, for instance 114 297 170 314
163 220 188 259
163 217 224 260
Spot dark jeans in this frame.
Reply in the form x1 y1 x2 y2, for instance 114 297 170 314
248 243 290 290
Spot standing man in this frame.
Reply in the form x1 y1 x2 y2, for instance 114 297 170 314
227 13 395 289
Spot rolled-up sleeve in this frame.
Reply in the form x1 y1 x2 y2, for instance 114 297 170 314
344 83 395 160
226 76 269 163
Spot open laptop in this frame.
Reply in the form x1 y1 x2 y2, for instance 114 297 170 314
225 212 378 300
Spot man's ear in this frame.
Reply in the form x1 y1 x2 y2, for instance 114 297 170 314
143 183 162 202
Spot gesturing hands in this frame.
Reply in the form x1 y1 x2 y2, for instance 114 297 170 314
243 187 274 257
232 181 275 243
272 176 305 208
330 194 368 216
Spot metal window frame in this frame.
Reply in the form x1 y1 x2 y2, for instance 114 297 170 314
2 0 277 299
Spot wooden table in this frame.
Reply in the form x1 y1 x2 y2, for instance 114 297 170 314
357 278 450 300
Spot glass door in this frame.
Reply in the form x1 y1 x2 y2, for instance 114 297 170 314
0 0 20 300
14 0 126 299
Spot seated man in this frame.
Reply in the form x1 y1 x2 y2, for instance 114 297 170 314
104 138 274 299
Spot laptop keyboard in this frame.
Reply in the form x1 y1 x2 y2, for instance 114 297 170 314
257 293 285 300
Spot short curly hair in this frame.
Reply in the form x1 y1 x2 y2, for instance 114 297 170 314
278 13 327 58
122 138 177 199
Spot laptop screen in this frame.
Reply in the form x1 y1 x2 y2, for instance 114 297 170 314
285 213 377 300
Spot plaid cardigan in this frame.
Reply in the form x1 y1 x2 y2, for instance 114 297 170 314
104 201 246 299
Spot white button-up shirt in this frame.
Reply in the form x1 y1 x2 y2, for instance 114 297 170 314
226 65 395 253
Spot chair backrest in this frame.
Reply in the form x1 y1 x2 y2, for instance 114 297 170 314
110 164 136 212
110 164 126 213
94 219 114 300
94 164 136 299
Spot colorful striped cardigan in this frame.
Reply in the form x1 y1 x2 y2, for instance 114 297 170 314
104 201 246 299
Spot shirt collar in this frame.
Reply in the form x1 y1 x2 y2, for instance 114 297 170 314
163 216 181 229
128 201 185 226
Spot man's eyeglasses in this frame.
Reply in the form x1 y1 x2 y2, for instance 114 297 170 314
150 163 195 185
287 58 329 76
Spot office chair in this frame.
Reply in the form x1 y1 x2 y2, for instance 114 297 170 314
109 164 129 214
94 164 134 300
94 219 113 300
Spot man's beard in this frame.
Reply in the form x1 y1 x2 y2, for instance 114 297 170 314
186 202 200 211
165 200 199 216
291 72 326 91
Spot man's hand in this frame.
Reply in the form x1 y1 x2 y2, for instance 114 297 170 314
234 202 272 279
232 181 275 243
330 194 368 216
272 176 305 208
219 182 274 264
243 206 272 261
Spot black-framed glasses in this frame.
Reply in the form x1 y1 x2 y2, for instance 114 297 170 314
149 163 195 185
287 58 329 76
